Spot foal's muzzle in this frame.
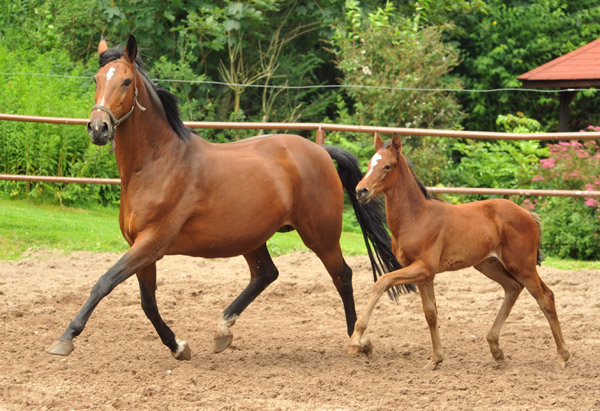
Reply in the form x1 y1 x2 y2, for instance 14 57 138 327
356 187 372 203
87 115 113 146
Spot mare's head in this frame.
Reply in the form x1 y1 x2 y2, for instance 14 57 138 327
356 132 403 203
87 35 141 146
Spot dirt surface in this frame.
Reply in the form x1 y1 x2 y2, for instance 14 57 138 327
1 250 599 410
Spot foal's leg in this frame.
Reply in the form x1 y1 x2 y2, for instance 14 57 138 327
214 244 279 353
474 258 523 363
517 270 570 367
348 261 431 355
419 280 444 370
137 263 190 360
46 238 162 356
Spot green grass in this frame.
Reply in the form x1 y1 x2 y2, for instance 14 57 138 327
0 196 368 260
0 196 127 259
1 196 599 271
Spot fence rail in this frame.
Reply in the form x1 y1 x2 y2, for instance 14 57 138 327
1 113 600 198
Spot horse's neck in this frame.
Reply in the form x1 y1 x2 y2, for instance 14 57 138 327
384 158 428 231
113 89 186 183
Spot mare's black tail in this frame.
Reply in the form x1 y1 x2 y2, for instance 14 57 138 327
324 145 416 299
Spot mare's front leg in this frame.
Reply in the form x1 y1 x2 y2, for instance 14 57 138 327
348 261 431 356
46 238 162 356
214 244 279 353
137 263 190 360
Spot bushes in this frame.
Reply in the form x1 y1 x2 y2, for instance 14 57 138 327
0 44 120 205
529 136 600 260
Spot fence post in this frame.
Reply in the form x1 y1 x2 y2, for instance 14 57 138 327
315 126 325 145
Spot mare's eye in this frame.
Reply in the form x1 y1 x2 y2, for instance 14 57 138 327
383 165 392 171
122 79 132 87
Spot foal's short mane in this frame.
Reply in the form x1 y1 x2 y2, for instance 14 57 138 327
99 47 195 142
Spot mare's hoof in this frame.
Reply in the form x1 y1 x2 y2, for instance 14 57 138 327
214 332 233 353
172 340 192 361
46 339 74 356
347 339 373 356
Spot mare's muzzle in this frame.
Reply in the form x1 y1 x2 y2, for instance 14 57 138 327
87 112 114 146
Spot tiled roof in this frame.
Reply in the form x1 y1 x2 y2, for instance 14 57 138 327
518 38 600 87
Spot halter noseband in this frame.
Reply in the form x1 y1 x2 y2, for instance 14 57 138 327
91 66 147 132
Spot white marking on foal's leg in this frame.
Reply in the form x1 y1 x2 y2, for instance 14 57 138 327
365 153 382 178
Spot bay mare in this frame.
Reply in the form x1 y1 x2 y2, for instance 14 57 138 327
349 132 570 369
46 36 412 360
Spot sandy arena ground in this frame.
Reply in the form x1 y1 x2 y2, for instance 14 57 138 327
1 250 599 410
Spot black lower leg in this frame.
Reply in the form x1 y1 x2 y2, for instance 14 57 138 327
223 246 279 319
138 278 178 352
339 262 357 336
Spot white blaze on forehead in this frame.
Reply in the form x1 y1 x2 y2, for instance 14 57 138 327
106 66 116 82
365 153 382 178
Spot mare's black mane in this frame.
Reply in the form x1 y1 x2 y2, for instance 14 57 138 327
99 47 195 142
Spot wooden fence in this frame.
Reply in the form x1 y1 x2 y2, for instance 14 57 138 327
1 113 599 198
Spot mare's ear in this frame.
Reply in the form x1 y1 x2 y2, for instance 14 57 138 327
374 131 384 151
125 35 138 63
392 133 403 153
97 36 108 55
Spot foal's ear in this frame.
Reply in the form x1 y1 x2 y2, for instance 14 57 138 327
374 131 384 151
125 35 138 63
97 36 108 55
392 133 403 153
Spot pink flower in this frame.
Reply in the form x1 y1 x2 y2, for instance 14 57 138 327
521 199 536 210
585 198 598 207
532 175 545 182
540 158 555 169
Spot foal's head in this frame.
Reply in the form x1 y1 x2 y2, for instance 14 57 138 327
87 35 141 146
356 132 403 203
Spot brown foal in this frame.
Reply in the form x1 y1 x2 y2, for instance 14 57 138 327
349 132 570 369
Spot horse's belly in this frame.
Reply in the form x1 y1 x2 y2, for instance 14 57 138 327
166 215 287 258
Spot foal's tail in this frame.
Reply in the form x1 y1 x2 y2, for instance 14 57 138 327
530 211 545 266
324 145 416 298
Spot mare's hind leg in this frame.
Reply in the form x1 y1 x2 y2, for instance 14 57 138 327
298 235 356 337
474 258 523 363
137 263 190 360
214 244 279 353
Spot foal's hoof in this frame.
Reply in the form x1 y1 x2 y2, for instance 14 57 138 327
46 339 74 356
214 332 233 353
347 339 373 356
172 340 191 361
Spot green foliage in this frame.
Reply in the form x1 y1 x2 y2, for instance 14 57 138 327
449 0 600 131
0 43 120 205
333 1 464 130
450 113 547 193
527 136 600 260
537 197 600 260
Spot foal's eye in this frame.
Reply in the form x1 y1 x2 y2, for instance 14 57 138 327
383 165 392 171
122 79 132 87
